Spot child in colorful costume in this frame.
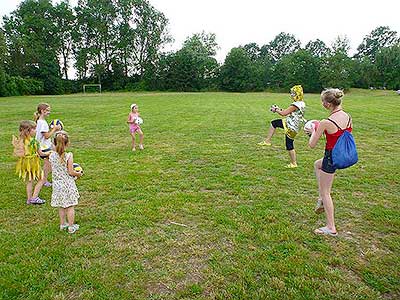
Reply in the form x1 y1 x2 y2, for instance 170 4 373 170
258 85 306 168
12 120 46 204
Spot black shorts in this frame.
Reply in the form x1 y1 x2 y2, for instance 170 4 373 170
271 119 294 151
322 150 337 174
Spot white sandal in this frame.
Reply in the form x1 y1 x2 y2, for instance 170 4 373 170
68 224 80 234
314 226 337 237
59 223 69 231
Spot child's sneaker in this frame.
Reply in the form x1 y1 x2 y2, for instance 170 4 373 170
139 144 144 150
257 141 271 146
132 147 136 151
68 224 80 234
285 163 298 168
30 197 46 204
59 223 69 231
43 181 52 187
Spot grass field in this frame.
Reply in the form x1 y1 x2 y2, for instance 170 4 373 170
0 90 399 300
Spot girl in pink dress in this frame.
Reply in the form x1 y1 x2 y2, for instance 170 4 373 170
127 103 144 151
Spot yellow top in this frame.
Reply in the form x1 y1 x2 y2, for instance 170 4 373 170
15 137 43 181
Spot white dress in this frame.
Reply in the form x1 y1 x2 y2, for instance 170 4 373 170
49 152 80 208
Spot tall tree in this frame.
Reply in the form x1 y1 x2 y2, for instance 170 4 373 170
153 32 219 91
305 39 330 58
3 0 62 94
130 0 171 77
272 49 322 92
0 29 7 96
320 51 353 90
112 0 171 80
356 26 399 61
182 31 218 57
219 47 262 92
352 57 378 89
74 0 118 81
262 32 301 62
331 35 351 55
53 0 75 80
242 43 261 61
375 45 400 90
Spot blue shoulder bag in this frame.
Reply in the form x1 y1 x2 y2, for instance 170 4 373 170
328 116 358 169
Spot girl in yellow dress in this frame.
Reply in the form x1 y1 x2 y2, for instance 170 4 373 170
12 120 46 204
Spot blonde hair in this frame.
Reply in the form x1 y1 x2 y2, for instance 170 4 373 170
321 88 344 107
34 103 50 122
53 130 69 163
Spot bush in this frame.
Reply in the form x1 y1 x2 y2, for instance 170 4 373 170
61 79 81 94
125 80 148 91
1 75 44 96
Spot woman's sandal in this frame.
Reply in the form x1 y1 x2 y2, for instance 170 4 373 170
314 226 337 237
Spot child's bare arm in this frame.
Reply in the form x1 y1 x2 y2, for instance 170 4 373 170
276 105 297 116
43 125 61 139
37 148 47 157
127 114 135 124
67 153 83 178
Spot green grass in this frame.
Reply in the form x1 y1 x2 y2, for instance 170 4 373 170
0 89 399 300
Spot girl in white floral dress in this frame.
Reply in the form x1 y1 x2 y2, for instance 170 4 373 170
49 131 83 233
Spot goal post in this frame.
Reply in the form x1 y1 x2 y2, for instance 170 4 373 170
83 84 102 94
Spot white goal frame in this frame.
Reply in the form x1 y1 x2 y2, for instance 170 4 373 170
83 84 102 94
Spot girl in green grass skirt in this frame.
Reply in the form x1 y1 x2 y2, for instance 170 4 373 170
12 120 46 204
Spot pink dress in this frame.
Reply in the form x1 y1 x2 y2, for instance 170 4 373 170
128 112 141 133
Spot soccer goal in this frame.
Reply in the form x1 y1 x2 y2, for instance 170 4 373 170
83 84 102 94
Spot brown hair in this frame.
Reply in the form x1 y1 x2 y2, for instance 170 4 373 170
34 103 50 122
54 130 69 163
321 88 344 107
19 120 36 140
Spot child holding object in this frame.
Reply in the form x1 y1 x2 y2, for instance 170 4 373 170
49 131 82 234
12 120 46 204
258 85 306 168
127 103 144 151
34 103 62 186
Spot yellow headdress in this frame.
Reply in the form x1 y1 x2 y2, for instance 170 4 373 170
290 85 304 101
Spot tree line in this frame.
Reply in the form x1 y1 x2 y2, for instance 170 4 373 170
1 0 399 96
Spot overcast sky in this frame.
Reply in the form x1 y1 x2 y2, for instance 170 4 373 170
1 0 400 62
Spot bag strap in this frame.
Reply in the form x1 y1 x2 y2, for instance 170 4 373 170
328 113 352 130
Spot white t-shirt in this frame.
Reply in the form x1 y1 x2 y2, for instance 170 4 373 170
36 119 52 149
